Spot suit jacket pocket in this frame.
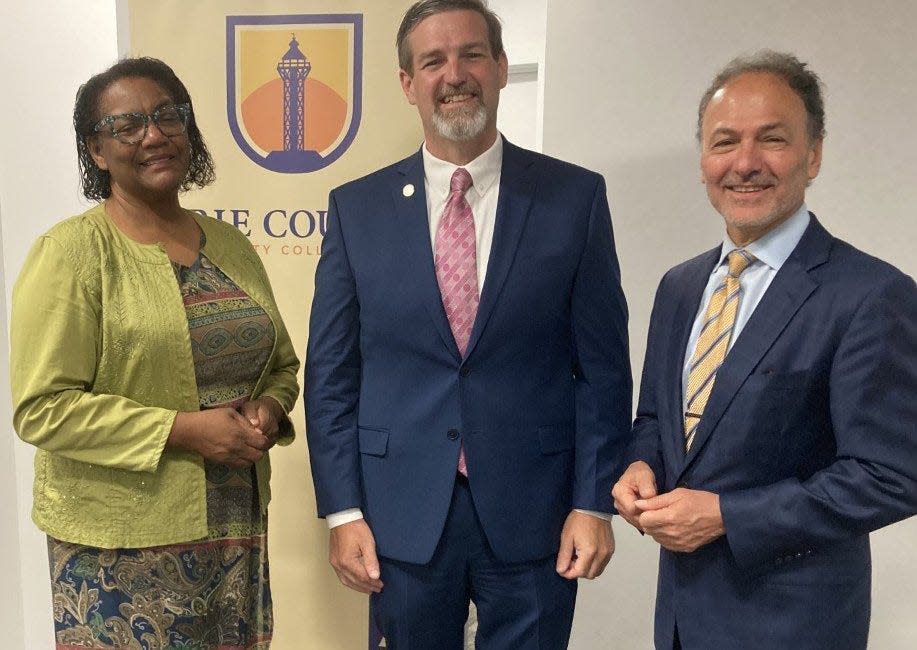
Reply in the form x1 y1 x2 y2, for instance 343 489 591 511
358 426 389 457
736 369 812 428
537 425 574 455
740 369 810 394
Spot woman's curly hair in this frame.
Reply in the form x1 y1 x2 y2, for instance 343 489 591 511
73 57 215 201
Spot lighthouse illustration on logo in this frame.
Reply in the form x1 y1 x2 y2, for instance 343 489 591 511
227 14 363 173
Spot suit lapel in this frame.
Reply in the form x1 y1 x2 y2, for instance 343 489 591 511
464 140 536 359
663 249 720 472
391 148 461 359
680 216 832 473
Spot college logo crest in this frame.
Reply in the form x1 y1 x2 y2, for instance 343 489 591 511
226 14 363 173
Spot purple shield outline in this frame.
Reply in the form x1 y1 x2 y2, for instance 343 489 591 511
226 14 363 174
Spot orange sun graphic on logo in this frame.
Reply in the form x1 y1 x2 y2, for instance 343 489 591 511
241 78 347 153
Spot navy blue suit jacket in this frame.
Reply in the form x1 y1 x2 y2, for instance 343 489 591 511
306 140 631 564
632 215 917 649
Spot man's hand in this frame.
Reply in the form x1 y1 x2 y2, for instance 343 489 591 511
555 511 615 579
636 488 725 552
329 519 384 594
611 461 658 532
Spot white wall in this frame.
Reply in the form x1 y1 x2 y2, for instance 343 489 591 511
0 224 22 650
494 0 547 151
495 0 548 149
542 1 917 648
0 2 119 647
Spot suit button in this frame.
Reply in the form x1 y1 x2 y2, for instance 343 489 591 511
460 367 471 377
447 429 460 440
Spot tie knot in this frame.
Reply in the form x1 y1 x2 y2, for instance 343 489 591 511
726 249 755 278
450 167 473 194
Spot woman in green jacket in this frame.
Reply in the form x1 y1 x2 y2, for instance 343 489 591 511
10 57 299 649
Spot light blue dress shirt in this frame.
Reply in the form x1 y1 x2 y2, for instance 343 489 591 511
681 204 812 416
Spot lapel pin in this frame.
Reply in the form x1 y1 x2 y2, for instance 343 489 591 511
402 183 415 197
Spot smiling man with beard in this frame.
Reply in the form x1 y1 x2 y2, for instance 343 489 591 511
305 1 631 647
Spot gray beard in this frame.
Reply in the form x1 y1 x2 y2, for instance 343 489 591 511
431 103 488 142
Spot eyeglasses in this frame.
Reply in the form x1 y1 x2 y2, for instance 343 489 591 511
93 103 191 145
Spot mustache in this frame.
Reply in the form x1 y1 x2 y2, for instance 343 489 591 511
436 83 480 102
723 173 777 185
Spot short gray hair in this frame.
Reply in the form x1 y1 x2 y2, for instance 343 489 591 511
397 0 504 75
697 50 826 143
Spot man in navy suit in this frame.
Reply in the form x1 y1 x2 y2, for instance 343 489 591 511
612 51 917 649
306 1 631 647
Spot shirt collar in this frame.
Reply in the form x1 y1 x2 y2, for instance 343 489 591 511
718 203 811 272
421 134 503 200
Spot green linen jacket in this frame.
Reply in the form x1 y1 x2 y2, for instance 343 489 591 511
11 204 300 549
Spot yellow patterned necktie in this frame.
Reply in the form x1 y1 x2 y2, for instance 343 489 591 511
684 249 756 451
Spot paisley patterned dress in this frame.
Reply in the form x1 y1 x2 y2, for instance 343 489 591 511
48 249 277 650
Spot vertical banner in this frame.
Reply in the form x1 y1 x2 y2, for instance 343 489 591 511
126 2 420 648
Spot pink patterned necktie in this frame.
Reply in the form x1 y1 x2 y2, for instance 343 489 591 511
434 167 478 476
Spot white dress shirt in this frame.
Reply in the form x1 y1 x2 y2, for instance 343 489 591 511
681 204 811 415
423 135 503 291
